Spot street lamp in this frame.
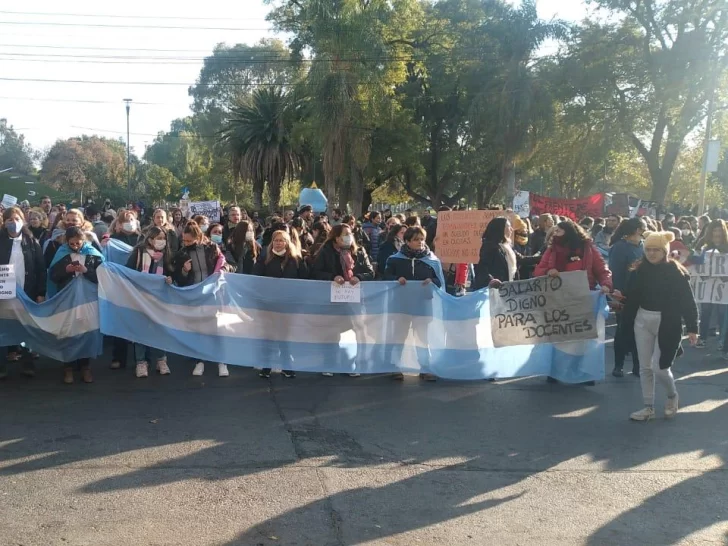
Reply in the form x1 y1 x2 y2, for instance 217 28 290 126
123 98 132 201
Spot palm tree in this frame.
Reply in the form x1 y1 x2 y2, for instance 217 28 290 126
220 87 300 212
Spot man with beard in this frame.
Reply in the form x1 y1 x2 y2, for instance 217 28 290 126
595 214 622 253
223 206 242 243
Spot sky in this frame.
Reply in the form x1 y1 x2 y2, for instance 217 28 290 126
0 0 589 163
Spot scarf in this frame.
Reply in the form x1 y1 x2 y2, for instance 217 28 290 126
400 243 431 261
388 245 446 289
141 249 165 275
337 247 355 281
501 243 518 281
47 241 104 298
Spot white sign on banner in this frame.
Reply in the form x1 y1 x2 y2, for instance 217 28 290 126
1 194 17 209
512 191 530 218
489 270 597 347
189 200 221 223
0 264 17 299
331 282 361 303
707 140 721 173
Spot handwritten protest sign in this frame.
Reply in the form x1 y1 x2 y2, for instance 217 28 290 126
1 194 17 209
0 265 16 299
512 191 530 218
331 282 361 303
489 270 597 347
529 193 604 221
189 200 221 223
688 252 728 303
435 210 516 263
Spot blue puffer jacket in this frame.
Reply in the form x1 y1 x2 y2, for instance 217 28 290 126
608 239 644 292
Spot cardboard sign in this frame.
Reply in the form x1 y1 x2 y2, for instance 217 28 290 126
0 264 17 299
189 200 221 223
512 191 530 218
529 193 605 221
690 277 728 304
331 282 361 303
435 210 516 264
489 271 597 347
1 194 17 209
688 251 728 277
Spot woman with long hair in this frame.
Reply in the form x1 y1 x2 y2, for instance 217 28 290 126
608 217 647 377
125 226 174 378
254 230 308 379
173 221 229 377
111 209 142 247
308 221 330 262
150 208 179 254
0 206 46 378
377 223 406 271
473 217 539 290
620 231 698 421
27 209 48 244
695 219 728 348
534 220 613 292
227 221 260 274
170 208 185 239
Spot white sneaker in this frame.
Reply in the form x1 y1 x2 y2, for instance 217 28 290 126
322 372 334 377
135 362 149 378
218 363 229 377
630 407 655 421
349 373 361 377
665 394 679 418
157 358 170 375
192 362 205 376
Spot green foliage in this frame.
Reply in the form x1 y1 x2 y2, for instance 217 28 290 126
0 119 35 175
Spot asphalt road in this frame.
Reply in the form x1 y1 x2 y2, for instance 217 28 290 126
1 332 728 546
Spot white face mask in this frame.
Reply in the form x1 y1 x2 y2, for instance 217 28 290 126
340 235 353 248
272 248 287 257
246 232 255 243
153 240 166 251
201 224 209 233
123 220 137 232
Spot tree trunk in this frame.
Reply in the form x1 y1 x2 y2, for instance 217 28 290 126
650 168 671 205
350 162 364 218
362 188 373 215
252 177 264 212
268 178 282 214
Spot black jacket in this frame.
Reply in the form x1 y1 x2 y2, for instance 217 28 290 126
473 243 540 290
228 243 260 275
0 230 46 300
172 243 220 287
164 228 180 254
50 253 102 292
623 260 698 370
377 241 399 271
529 229 548 255
253 254 308 279
111 231 141 247
383 254 441 287
311 242 374 282
125 246 174 276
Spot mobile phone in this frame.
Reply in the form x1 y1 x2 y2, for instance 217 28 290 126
71 260 80 266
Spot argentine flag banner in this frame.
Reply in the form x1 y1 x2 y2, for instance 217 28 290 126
0 277 103 362
96 263 607 382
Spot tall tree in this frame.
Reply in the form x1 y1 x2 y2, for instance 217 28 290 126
220 88 300 212
565 0 728 204
0 119 35 175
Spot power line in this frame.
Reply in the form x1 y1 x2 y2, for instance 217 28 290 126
0 43 228 53
0 9 269 22
0 77 300 86
0 96 183 106
0 20 272 31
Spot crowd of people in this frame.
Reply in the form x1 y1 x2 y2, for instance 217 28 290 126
0 196 707 422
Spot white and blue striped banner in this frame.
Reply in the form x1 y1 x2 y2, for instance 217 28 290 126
96 263 607 382
0 277 103 362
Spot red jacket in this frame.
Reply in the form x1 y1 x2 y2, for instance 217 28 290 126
534 242 612 290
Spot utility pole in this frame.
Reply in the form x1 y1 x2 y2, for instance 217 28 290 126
124 98 132 202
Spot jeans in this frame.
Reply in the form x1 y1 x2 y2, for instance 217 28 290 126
134 344 166 364
634 308 678 407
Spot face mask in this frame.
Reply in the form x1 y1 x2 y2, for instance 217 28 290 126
681 229 691 237
245 232 255 243
211 234 223 245
123 221 137 232
6 220 23 234
272 248 287 257
340 235 353 248
153 240 166 251
201 224 209 233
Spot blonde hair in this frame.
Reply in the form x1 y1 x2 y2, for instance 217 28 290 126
266 230 302 265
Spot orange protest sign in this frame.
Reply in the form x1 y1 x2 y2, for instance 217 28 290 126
435 210 515 264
